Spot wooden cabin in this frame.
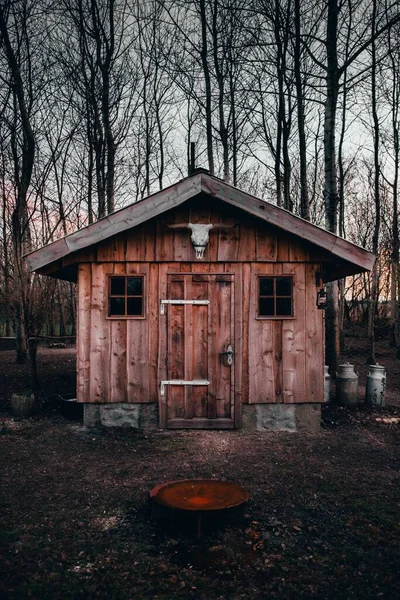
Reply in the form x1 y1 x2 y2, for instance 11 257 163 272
27 171 374 432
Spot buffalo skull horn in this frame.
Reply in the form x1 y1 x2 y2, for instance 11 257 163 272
162 221 239 259
187 223 213 259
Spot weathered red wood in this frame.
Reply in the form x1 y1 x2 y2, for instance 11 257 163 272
256 227 277 261
229 263 242 428
289 238 309 262
167 418 235 429
156 221 174 261
281 263 306 403
215 275 234 418
173 223 190 261
183 276 195 419
144 221 157 262
191 276 209 418
189 203 210 224
274 319 283 402
110 263 127 403
167 275 185 419
241 263 251 405
277 237 290 262
126 263 149 402
207 279 218 420
89 263 111 403
97 237 120 262
125 225 146 261
166 272 234 428
217 227 239 261
158 264 170 427
148 263 159 401
77 264 91 403
238 220 257 261
180 262 192 273
63 248 97 267
305 264 324 402
249 263 276 404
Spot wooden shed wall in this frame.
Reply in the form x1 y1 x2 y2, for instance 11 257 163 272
77 206 324 407
69 197 325 267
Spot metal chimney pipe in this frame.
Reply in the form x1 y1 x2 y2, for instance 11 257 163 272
189 142 196 175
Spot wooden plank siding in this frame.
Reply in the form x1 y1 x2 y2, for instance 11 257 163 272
305 264 325 402
89 263 112 403
89 200 313 265
77 264 91 403
76 203 325 410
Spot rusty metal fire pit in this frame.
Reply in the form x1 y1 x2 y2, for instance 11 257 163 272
150 479 249 535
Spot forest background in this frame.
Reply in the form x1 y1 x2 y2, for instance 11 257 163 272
0 0 399 383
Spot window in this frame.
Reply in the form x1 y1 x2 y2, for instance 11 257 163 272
258 276 293 317
108 276 144 317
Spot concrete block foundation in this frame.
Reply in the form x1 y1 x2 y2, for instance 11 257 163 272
84 403 158 429
242 403 321 433
84 402 321 432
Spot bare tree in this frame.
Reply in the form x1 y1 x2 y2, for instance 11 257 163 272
0 1 35 367
299 0 400 371
52 0 138 218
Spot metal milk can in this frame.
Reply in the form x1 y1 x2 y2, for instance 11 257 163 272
365 364 386 407
336 362 359 405
324 366 331 404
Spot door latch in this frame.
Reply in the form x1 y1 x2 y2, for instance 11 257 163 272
221 344 234 366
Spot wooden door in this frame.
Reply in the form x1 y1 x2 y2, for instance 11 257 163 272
162 273 235 429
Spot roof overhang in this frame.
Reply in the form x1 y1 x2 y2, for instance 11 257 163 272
26 171 375 282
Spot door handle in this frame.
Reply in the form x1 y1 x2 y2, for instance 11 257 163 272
221 344 234 366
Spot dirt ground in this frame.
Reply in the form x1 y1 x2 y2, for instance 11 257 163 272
0 339 399 599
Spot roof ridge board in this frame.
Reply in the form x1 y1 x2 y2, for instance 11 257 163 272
26 169 374 275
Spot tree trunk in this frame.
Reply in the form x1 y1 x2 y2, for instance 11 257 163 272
28 337 40 391
0 5 35 366
388 29 399 353
324 0 340 373
367 0 381 365
199 0 214 175
212 0 229 182
102 0 115 215
14 302 27 364
294 0 309 220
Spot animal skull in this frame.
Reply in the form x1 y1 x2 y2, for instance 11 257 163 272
188 223 213 259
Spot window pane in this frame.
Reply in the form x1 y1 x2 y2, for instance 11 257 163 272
259 277 274 296
127 297 143 316
110 277 125 295
276 277 292 296
259 298 274 316
127 277 143 295
276 298 292 316
109 297 125 316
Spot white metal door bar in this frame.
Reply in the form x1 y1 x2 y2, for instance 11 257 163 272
160 379 210 396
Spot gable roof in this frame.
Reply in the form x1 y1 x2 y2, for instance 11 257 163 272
26 170 375 281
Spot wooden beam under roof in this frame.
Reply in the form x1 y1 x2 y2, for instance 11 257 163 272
200 175 375 273
27 175 202 271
